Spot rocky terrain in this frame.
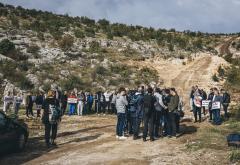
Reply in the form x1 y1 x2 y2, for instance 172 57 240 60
0 3 232 99
1 3 240 165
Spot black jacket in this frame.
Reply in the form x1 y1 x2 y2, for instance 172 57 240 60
222 92 231 104
42 97 58 124
143 94 156 117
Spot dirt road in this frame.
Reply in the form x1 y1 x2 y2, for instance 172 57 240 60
0 55 229 165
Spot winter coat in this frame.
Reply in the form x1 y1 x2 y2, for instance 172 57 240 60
116 94 128 114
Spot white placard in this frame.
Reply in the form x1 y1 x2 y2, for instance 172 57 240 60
68 98 78 104
4 96 14 102
202 100 211 107
212 102 221 110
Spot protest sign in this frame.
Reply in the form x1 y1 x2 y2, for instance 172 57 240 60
68 98 78 104
212 101 221 110
202 100 211 107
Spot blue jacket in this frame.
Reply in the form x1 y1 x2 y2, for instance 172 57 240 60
133 93 144 118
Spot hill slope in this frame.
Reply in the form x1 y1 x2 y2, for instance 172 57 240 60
0 3 235 96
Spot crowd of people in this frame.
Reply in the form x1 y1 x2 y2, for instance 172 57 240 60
1 84 231 146
115 86 183 141
190 85 231 125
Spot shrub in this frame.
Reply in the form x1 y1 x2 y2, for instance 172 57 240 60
18 77 34 90
27 44 40 54
227 67 240 88
89 41 101 53
60 75 83 91
95 65 107 75
58 34 74 51
0 39 15 55
98 19 110 27
9 14 19 28
229 149 240 162
212 74 219 82
74 29 85 38
217 65 225 77
85 27 95 37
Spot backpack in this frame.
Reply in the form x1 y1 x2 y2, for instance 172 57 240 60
49 104 61 124
227 133 240 147
129 94 138 112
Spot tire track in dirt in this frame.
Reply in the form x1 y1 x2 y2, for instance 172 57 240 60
171 56 212 110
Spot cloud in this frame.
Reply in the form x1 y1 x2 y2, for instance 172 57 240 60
1 0 240 33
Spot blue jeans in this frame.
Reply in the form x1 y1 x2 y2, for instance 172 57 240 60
15 103 21 115
116 113 126 136
69 104 75 115
193 106 202 122
212 109 221 125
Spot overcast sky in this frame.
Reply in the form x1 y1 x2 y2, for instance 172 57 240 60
1 0 240 33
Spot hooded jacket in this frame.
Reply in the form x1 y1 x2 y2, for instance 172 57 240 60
116 94 128 113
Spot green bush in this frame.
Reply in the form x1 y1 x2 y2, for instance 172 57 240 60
85 27 95 37
227 67 240 87
58 34 74 51
0 39 15 55
217 65 225 77
229 149 240 162
74 29 85 38
89 41 101 53
18 77 34 90
212 74 219 82
9 14 19 28
95 65 108 75
27 44 40 54
60 75 83 91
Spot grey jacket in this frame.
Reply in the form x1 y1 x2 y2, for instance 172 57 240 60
116 94 128 113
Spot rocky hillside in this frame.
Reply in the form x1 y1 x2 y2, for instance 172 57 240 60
0 3 237 97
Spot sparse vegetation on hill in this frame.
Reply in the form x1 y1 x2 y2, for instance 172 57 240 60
0 2 237 93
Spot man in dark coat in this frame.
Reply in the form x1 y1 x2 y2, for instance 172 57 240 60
143 87 156 142
42 90 60 147
26 92 34 118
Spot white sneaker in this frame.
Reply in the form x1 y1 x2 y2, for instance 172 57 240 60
116 135 119 139
119 136 127 140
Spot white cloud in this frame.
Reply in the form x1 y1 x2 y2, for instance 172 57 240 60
1 0 240 33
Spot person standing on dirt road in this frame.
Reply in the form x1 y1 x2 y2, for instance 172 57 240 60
42 90 61 147
143 87 156 142
132 86 144 140
167 88 179 138
68 91 77 116
77 91 85 116
221 89 231 119
208 88 214 121
116 87 128 140
99 92 106 116
26 92 34 118
104 90 112 114
13 92 23 116
60 91 68 116
35 91 44 118
110 90 117 114
154 88 167 138
193 90 203 123
189 86 195 112
201 89 207 116
211 88 223 125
